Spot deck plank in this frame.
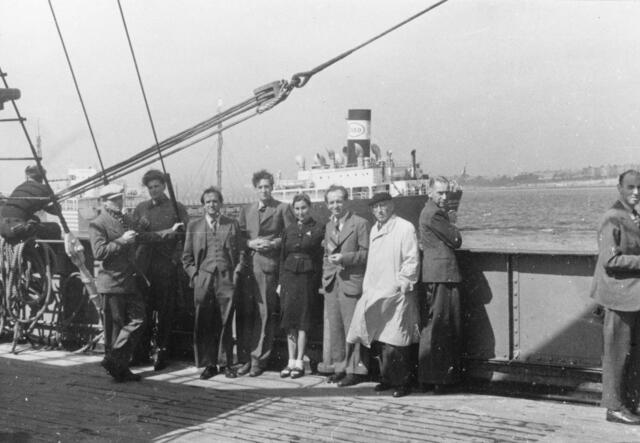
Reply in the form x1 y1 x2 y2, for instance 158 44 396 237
2 344 640 443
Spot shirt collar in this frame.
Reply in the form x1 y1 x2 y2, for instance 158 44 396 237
205 213 221 226
152 194 169 206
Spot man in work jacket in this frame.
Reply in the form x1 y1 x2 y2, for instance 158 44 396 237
89 183 145 382
0 165 61 242
132 169 188 371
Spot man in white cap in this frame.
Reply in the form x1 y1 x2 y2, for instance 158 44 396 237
89 183 145 382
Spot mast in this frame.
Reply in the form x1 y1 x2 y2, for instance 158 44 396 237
217 98 223 188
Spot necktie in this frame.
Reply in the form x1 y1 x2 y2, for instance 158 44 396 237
377 222 383 230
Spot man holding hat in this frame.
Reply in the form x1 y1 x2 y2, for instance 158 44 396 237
89 183 145 382
131 169 188 371
0 165 61 242
347 192 420 398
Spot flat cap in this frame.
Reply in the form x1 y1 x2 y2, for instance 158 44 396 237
99 183 124 200
368 192 392 206
25 165 45 176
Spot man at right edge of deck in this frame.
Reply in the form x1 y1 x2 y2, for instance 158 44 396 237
591 169 640 424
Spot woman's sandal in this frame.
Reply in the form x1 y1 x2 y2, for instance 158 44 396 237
280 366 294 378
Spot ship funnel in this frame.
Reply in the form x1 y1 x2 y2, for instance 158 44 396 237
346 109 371 166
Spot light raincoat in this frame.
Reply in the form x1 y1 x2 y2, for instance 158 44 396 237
347 214 420 347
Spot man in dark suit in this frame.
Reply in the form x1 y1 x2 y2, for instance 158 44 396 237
322 185 370 387
591 170 640 424
236 170 293 376
182 186 243 379
89 183 145 382
418 176 463 394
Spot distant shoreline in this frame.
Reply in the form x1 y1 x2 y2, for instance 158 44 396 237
462 178 617 191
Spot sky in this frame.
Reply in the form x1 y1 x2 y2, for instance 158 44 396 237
1 0 639 200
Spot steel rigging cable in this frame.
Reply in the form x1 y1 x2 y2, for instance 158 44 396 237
55 0 449 201
47 0 108 185
116 0 182 221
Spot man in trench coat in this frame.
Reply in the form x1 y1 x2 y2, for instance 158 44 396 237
347 192 420 398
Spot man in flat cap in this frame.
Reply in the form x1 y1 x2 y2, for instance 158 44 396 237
347 192 420 398
131 169 188 371
0 165 61 242
89 183 145 382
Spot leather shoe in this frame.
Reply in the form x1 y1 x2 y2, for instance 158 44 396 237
392 385 411 398
199 366 218 380
101 358 123 381
606 407 640 424
224 367 237 379
337 374 365 387
153 351 168 371
374 382 392 392
326 372 346 384
129 355 151 367
290 367 305 379
236 362 251 376
121 368 142 382
419 383 435 393
249 367 264 377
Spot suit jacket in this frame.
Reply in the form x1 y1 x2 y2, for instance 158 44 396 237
238 198 293 273
419 199 462 283
591 199 640 311
280 218 325 274
89 211 138 294
322 211 370 296
181 214 242 288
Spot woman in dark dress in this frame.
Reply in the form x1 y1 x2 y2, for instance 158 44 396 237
278 193 325 378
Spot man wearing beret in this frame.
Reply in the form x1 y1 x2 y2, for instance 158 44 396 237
591 169 640 424
0 165 61 242
132 169 188 371
89 183 145 382
417 176 463 394
347 192 420 397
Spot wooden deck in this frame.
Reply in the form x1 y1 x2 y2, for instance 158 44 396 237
1 343 638 443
